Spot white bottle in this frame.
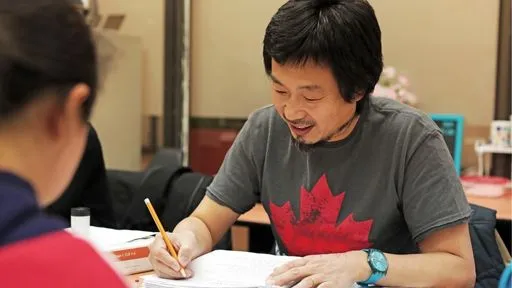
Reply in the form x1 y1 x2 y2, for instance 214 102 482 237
70 207 90 239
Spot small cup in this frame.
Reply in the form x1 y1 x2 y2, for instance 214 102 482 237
70 207 90 239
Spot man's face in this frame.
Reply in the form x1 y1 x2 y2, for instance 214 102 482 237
270 59 360 148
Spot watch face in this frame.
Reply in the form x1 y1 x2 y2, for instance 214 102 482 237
369 251 388 272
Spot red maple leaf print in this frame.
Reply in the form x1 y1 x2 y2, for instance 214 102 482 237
269 174 373 256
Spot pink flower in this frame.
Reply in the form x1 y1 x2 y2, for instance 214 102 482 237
398 89 417 105
372 84 397 100
382 66 396 79
374 66 418 107
398 75 409 87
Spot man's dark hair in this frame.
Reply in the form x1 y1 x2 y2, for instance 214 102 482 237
0 0 97 121
263 0 383 113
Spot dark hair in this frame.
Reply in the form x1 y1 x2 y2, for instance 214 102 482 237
0 0 97 121
263 0 383 113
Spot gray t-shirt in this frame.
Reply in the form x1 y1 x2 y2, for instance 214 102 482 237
206 97 472 256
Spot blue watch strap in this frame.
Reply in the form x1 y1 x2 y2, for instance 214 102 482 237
358 249 387 286
359 271 385 286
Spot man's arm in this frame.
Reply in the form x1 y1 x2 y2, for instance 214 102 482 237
149 110 266 273
268 222 475 288
352 223 475 287
171 110 268 255
371 128 476 287
172 195 241 257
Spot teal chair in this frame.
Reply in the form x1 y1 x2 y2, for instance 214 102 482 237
430 114 464 176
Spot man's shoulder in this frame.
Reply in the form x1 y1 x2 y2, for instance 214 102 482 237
241 104 282 139
368 97 440 136
0 231 128 287
246 104 278 126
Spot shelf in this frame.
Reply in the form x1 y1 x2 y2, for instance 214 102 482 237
475 144 512 154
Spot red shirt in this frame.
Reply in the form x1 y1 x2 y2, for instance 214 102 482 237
0 231 128 287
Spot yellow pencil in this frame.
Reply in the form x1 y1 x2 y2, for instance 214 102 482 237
144 198 187 278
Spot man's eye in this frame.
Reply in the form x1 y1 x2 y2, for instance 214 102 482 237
305 97 320 102
274 90 288 94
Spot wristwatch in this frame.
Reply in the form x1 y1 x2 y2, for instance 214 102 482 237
357 248 388 286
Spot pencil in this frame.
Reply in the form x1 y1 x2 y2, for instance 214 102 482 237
144 198 187 278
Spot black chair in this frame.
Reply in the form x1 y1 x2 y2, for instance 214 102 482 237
147 148 183 169
469 204 511 287
106 148 232 251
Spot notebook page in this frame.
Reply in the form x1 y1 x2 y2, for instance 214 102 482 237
142 250 363 288
142 250 299 288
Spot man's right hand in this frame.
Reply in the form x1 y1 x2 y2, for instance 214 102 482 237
148 231 201 279
147 196 242 279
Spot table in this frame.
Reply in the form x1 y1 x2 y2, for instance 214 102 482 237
467 192 512 220
237 204 270 225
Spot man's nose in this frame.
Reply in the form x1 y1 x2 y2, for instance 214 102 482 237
283 104 306 122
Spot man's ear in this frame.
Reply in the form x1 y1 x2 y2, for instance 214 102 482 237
46 84 90 139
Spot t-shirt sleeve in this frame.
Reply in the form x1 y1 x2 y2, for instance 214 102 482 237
400 130 472 243
205 113 264 214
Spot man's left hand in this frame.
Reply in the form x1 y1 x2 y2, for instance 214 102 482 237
266 251 371 288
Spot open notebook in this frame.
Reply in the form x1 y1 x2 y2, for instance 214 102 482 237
141 250 361 288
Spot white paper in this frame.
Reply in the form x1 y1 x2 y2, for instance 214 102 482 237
142 250 361 288
66 226 156 251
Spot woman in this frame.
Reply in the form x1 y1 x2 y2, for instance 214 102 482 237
0 1 127 287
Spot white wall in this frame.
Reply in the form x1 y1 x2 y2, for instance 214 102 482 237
369 0 499 126
190 0 499 126
91 31 142 170
191 0 285 118
97 0 165 117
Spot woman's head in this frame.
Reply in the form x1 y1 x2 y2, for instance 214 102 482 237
0 0 97 205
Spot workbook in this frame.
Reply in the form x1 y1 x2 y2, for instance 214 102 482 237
88 226 156 275
67 226 156 275
141 250 361 288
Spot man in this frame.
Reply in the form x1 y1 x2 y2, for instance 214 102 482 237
148 1 476 287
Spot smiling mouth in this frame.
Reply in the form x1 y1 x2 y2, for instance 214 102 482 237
289 124 314 137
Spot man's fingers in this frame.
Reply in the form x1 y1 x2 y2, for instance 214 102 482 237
316 282 335 288
153 233 182 252
267 266 312 286
149 235 184 272
293 275 324 288
154 247 181 270
167 232 182 250
178 245 193 266
270 258 307 276
149 231 198 279
153 260 185 279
